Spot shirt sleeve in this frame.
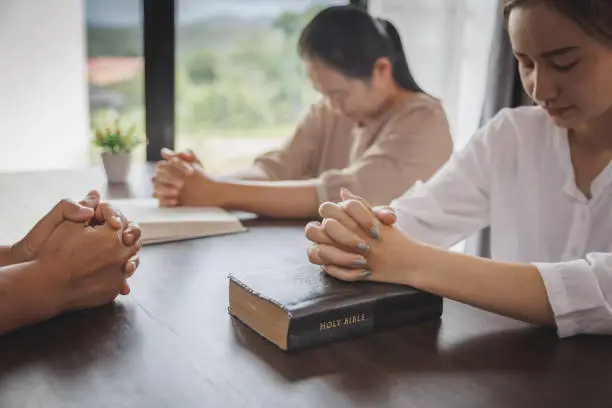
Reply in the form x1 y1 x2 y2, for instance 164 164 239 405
316 103 453 206
390 108 517 249
252 101 326 181
534 253 612 337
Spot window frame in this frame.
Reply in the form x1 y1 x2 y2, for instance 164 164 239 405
142 0 362 161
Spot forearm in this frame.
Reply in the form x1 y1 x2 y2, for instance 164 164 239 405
220 166 270 181
0 260 60 335
218 179 321 218
394 245 555 326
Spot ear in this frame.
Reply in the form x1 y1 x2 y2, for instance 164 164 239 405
371 57 393 85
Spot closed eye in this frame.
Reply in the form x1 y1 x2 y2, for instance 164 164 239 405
551 60 580 72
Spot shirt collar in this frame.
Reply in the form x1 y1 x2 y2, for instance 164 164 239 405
552 120 612 203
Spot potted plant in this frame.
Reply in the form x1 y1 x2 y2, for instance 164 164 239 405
93 120 142 184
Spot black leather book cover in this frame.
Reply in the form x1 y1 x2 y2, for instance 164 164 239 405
229 263 443 351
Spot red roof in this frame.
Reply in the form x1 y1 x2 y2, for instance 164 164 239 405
88 57 143 86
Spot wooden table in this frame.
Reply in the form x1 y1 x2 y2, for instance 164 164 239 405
0 166 611 408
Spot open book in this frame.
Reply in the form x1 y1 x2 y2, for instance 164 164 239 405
106 198 247 245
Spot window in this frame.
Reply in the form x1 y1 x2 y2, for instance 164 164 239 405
86 0 146 164
175 0 345 174
369 0 498 150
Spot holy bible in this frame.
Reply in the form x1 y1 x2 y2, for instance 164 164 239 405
228 263 443 352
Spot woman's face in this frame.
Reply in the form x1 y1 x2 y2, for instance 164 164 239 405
508 4 612 129
304 58 392 121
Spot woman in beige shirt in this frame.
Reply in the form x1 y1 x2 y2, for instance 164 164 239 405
153 5 453 218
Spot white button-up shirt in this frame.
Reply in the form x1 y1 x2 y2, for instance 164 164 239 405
390 106 612 337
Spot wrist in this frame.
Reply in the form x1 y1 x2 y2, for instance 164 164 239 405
7 242 29 265
213 178 239 209
14 259 64 321
184 170 232 208
33 257 72 316
377 233 433 287
400 241 436 286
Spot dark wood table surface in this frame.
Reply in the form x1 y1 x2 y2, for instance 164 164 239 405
0 165 611 408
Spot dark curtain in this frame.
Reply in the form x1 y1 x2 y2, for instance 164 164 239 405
464 8 531 258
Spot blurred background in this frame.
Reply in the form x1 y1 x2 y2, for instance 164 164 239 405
0 0 497 173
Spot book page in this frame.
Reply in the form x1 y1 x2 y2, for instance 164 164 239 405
107 198 247 244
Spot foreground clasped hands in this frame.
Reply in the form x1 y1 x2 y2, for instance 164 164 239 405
305 188 428 285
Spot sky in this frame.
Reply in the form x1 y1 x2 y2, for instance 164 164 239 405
86 0 345 27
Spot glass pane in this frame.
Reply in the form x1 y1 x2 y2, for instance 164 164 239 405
176 0 345 174
85 0 146 164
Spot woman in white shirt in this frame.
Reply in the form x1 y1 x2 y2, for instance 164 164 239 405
304 0 612 338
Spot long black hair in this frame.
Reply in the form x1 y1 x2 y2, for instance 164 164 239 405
298 5 424 93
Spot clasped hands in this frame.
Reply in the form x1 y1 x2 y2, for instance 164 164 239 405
152 148 221 207
305 189 425 284
11 190 142 314
152 148 423 283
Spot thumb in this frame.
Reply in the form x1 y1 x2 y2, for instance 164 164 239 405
373 206 397 226
160 147 176 160
77 190 101 211
340 188 373 209
178 149 201 165
48 199 95 225
340 188 352 202
17 199 94 261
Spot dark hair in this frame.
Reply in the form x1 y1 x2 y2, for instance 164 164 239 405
298 5 424 93
503 0 612 45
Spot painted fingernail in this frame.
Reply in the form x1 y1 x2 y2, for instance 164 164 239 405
360 270 372 278
369 222 380 239
356 242 371 252
352 257 368 267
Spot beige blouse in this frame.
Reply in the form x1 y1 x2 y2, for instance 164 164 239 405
253 93 453 206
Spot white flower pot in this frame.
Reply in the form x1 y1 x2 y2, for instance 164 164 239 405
101 151 132 184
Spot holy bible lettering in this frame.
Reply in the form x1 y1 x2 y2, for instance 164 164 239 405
320 313 368 331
